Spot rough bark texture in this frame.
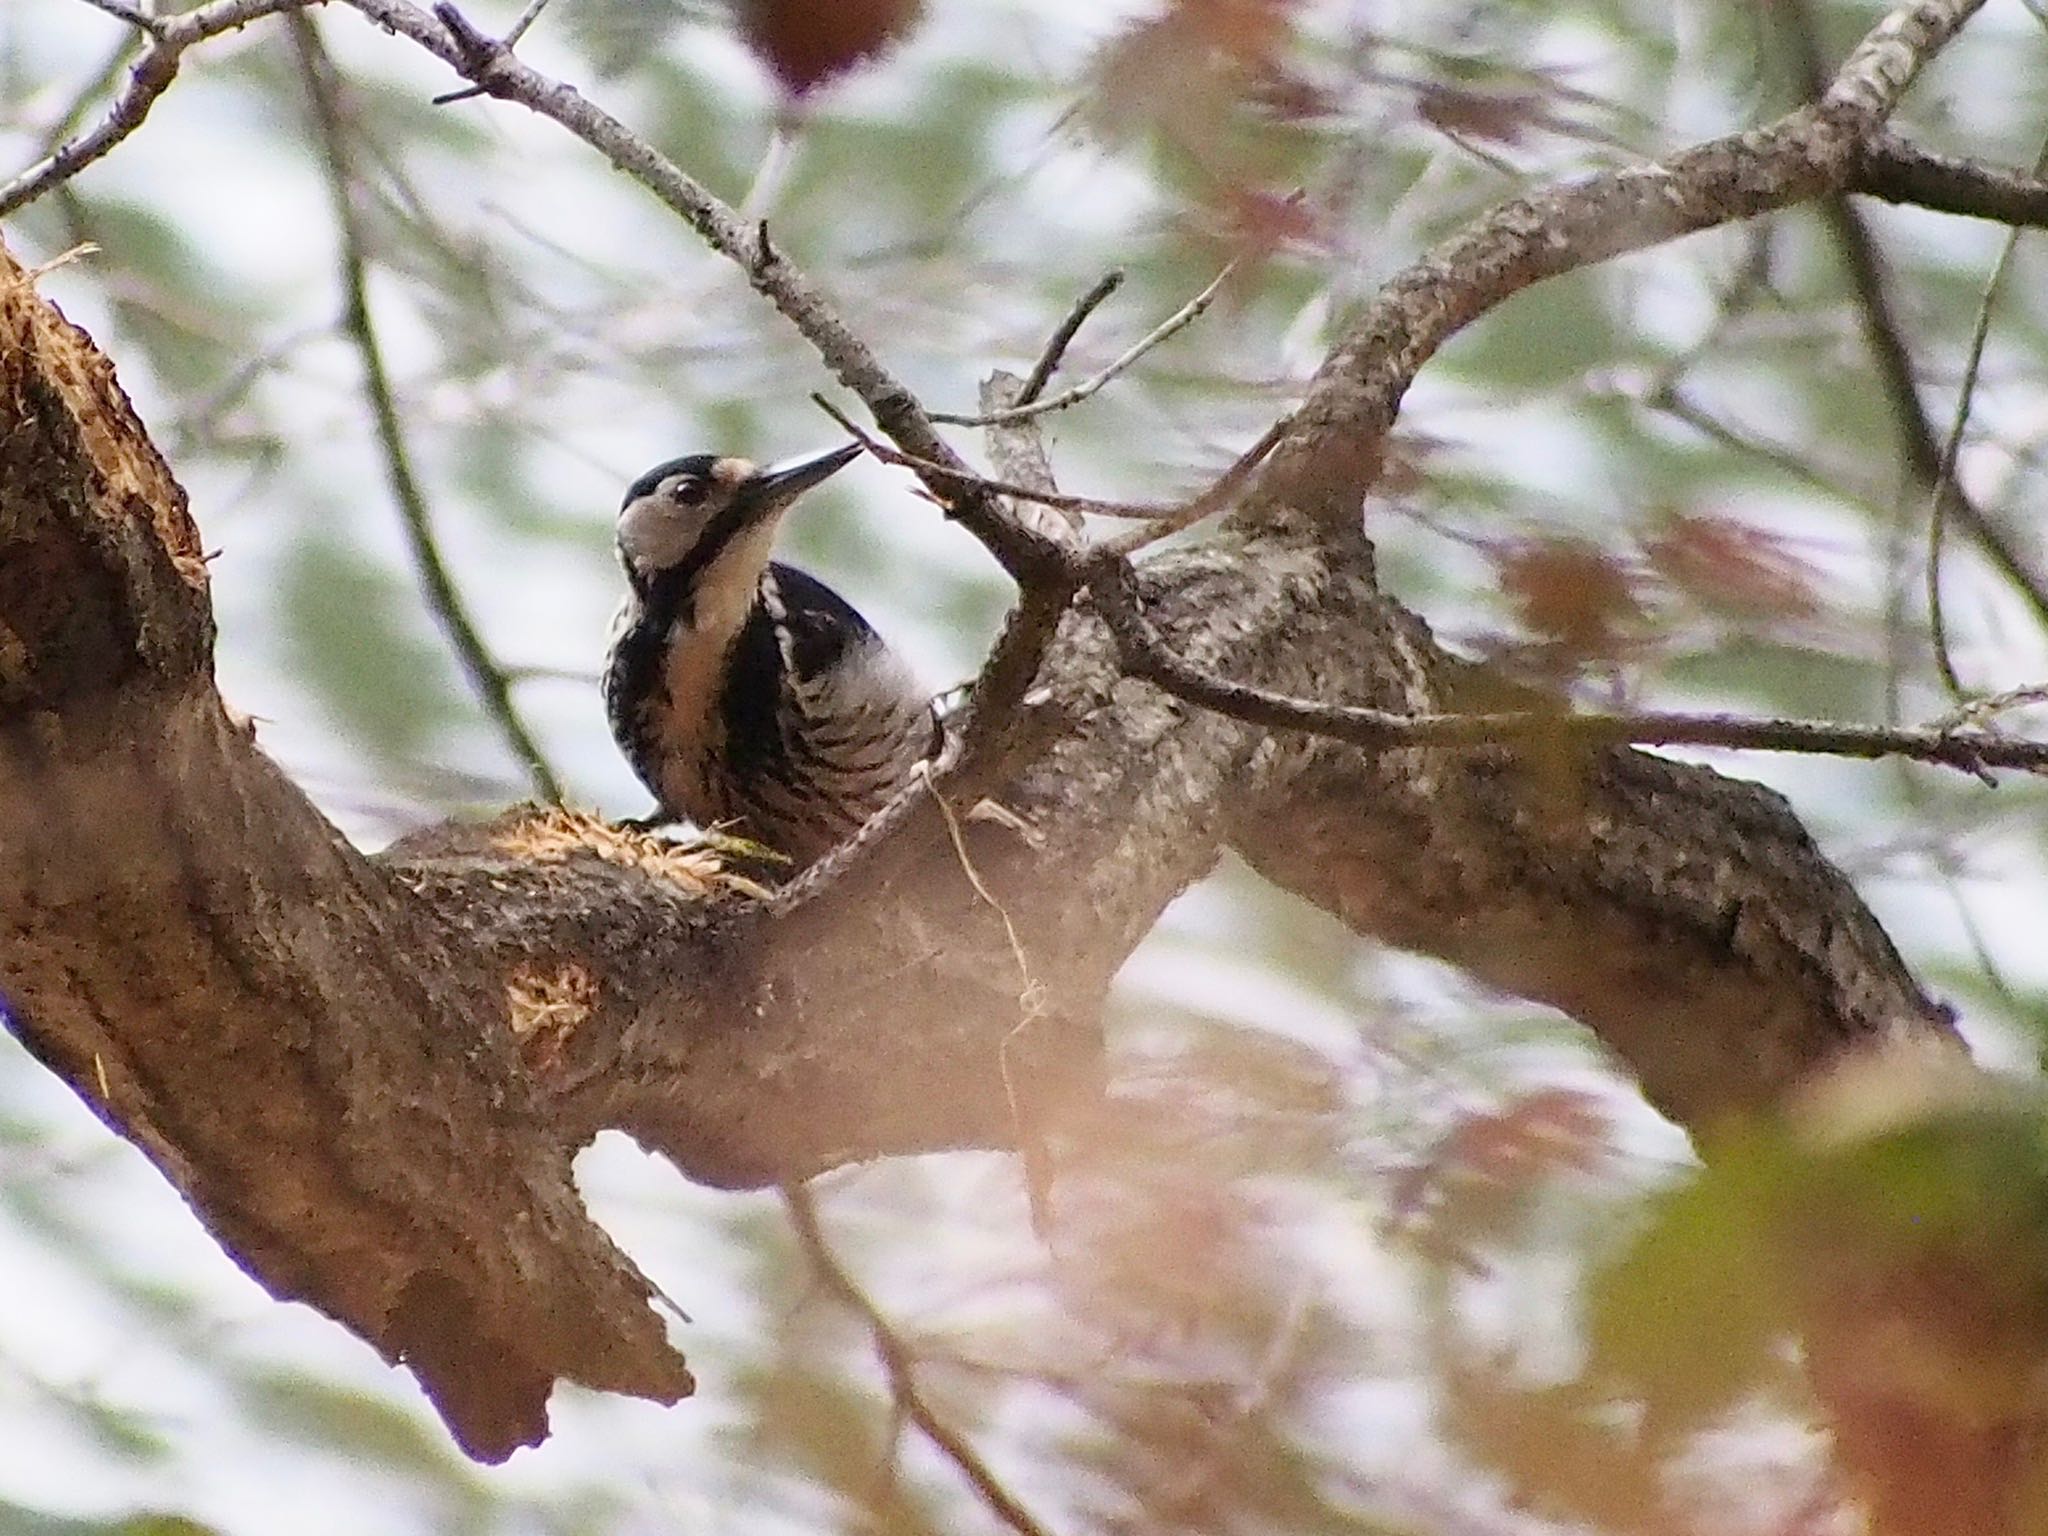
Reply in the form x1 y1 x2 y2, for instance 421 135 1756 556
0 230 1963 1471
0 253 691 1462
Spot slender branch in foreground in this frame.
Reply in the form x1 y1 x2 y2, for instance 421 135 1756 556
811 397 1161 520
1640 381 1889 509
1245 0 1992 527
0 0 316 217
1855 134 2048 227
1015 269 1125 406
781 1186 1057 1536
930 262 1237 427
1097 417 1286 558
292 14 565 804
816 394 1281 545
1094 562 2048 777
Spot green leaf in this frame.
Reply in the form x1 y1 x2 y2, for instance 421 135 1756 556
1586 1127 1796 1440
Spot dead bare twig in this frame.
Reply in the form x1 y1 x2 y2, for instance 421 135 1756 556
1094 559 2047 779
1016 269 1125 406
932 263 1237 427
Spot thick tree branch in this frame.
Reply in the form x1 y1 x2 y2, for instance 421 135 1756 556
1208 590 1964 1126
0 250 688 1462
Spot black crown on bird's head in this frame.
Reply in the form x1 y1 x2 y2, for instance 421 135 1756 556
620 452 725 508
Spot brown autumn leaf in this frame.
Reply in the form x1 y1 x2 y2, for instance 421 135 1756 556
1174 0 1299 63
1056 1099 1278 1341
1244 67 1342 123
1496 536 1647 663
1208 183 1323 264
733 0 925 97
1643 511 1823 623
1085 0 1302 148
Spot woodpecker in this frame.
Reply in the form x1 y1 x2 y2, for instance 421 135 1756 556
602 443 940 868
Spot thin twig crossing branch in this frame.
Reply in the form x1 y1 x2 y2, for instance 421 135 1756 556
1777 0 2048 677
432 0 553 103
1095 561 2048 777
73 0 163 36
1926 134 2048 698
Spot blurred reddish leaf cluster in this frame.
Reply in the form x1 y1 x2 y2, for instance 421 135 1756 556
1086 0 1301 143
734 0 926 96
1407 65 1625 157
1642 511 1823 623
1495 536 1648 675
1084 0 1323 271
1390 1088 1613 1263
1052 1031 1343 1339
1202 184 1325 266
1140 0 1300 70
1472 515 1825 684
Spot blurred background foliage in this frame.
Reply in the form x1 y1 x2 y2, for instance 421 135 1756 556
4 0 2048 1531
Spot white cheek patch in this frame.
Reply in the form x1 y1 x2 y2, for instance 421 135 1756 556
617 494 696 577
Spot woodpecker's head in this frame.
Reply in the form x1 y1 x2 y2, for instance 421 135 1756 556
616 442 861 621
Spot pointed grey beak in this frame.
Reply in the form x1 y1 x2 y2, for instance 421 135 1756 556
743 442 862 518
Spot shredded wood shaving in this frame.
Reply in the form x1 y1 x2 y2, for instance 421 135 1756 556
490 807 767 899
505 959 598 1070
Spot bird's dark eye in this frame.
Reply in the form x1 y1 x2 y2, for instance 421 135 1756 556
669 477 709 506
